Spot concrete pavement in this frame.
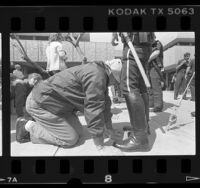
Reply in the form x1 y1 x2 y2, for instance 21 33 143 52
10 91 195 156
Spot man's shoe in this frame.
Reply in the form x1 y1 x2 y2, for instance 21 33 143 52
113 134 149 151
16 117 30 143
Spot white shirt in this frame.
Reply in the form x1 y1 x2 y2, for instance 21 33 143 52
46 41 66 71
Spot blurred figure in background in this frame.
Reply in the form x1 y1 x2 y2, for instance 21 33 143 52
12 64 25 80
46 33 68 75
11 73 42 118
174 52 190 100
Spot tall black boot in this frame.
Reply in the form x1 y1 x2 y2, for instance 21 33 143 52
114 92 149 151
141 92 151 135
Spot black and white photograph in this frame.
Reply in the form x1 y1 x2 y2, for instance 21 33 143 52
10 32 195 156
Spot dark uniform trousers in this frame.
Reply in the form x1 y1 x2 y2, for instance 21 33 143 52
121 45 151 135
149 67 163 110
174 69 187 99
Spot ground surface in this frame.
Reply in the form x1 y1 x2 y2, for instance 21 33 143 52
9 91 195 156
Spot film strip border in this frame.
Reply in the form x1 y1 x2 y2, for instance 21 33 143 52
0 5 200 183
0 6 199 31
0 157 199 183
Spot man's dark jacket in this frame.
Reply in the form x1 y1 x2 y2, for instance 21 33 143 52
31 61 112 137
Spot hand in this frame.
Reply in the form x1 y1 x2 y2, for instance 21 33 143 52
93 136 104 150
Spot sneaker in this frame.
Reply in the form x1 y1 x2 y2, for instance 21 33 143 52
16 117 30 143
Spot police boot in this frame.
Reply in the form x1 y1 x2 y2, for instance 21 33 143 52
113 131 149 151
114 92 149 151
141 92 150 135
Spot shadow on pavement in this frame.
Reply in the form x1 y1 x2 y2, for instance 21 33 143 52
163 101 176 111
111 107 123 115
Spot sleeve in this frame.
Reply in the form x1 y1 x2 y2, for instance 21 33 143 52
188 59 193 68
103 89 113 130
82 68 109 138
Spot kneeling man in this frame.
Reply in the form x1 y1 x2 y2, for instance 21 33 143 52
16 60 123 150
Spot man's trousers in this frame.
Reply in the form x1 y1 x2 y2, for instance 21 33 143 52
26 92 83 147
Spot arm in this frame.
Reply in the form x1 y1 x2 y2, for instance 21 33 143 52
82 68 108 147
185 60 192 79
104 89 113 130
176 59 186 72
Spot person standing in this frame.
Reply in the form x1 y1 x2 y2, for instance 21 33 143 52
11 73 42 118
174 52 190 100
111 32 154 151
12 64 25 80
185 55 195 117
185 56 195 101
46 33 68 75
147 40 164 112
170 73 177 91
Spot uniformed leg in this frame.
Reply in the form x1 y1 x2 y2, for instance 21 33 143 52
150 68 163 111
115 47 149 151
25 93 82 147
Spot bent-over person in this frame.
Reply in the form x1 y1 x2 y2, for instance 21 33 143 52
16 61 123 149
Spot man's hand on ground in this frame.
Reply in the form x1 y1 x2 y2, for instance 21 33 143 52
93 136 104 150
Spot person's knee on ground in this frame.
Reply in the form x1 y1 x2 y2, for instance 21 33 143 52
25 119 80 147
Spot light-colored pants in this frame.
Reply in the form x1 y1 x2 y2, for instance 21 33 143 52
26 92 83 147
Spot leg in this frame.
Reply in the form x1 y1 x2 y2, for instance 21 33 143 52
116 47 149 151
148 88 154 108
181 73 187 99
25 92 82 147
174 72 182 99
150 68 163 111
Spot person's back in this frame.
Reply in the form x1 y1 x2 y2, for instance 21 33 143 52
32 62 109 116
